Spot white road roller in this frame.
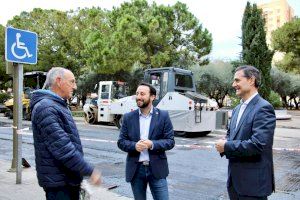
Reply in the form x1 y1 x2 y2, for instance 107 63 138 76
83 67 227 135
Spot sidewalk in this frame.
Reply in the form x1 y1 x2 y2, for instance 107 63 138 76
0 160 132 200
276 111 300 129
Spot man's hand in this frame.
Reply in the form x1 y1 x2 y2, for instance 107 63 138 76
135 140 148 152
89 169 102 185
215 139 226 153
142 140 153 150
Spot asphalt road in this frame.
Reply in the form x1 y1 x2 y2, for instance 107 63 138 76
0 114 299 200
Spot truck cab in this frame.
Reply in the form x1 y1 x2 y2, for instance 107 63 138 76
144 67 208 105
143 67 219 135
144 67 195 100
97 81 128 123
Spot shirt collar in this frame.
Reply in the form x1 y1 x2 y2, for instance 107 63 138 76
139 106 154 117
241 92 258 105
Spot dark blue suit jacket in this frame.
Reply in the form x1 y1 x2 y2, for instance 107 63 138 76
117 108 175 182
224 94 276 197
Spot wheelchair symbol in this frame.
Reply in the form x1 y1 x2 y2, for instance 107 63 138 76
11 33 33 59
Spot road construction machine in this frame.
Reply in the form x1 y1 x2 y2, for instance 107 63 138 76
83 67 227 135
4 71 46 120
83 81 129 126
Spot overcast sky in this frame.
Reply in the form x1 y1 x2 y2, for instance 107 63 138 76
1 0 299 60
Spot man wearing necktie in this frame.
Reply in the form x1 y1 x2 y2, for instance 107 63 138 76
215 65 276 200
118 82 175 200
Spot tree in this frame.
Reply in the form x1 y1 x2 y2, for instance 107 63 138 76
289 74 300 109
4 2 212 92
7 8 90 77
271 18 300 74
83 0 212 74
0 25 11 89
72 7 112 74
241 2 273 99
193 60 234 108
270 68 291 108
271 68 300 109
82 7 144 74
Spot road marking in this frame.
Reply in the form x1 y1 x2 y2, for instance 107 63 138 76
81 137 116 143
1 127 299 152
78 122 118 130
273 147 300 152
0 126 32 135
209 133 226 137
175 144 214 150
204 141 216 144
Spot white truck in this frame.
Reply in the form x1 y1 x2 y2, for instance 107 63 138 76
83 81 131 127
83 67 227 135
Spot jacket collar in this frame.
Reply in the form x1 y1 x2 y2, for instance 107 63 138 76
138 106 153 117
230 94 260 140
134 107 159 139
241 92 258 105
148 107 159 139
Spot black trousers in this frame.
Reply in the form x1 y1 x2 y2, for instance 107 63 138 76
227 183 267 200
44 185 80 200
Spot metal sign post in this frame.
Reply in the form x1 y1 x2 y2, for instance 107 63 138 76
5 27 38 184
12 63 23 184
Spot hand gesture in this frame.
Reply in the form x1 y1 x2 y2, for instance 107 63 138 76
215 139 226 153
141 139 153 149
89 169 102 186
135 140 148 152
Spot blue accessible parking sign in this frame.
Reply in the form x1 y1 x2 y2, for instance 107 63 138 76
5 27 38 65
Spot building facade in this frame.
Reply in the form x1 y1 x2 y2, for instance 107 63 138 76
258 0 294 61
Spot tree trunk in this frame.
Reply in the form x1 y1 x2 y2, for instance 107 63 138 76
288 97 293 109
294 98 299 110
281 96 288 108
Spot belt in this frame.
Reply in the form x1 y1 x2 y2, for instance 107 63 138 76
140 161 149 166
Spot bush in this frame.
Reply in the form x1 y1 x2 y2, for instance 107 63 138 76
230 96 241 108
230 91 282 109
268 91 283 109
72 110 84 117
0 93 11 104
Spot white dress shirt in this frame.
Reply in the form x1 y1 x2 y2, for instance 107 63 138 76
138 107 153 162
236 92 258 128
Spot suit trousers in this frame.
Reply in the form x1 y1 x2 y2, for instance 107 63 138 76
131 163 169 200
228 178 267 200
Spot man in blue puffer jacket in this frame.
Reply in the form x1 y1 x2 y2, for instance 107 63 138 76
30 67 101 200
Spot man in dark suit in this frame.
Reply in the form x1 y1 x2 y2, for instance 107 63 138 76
215 65 276 200
117 82 175 200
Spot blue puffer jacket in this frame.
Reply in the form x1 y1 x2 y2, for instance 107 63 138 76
30 90 93 188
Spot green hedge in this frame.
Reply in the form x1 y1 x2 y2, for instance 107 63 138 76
72 110 84 117
268 91 283 109
230 90 283 109
0 93 11 104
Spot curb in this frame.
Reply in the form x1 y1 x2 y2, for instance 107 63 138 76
276 125 300 130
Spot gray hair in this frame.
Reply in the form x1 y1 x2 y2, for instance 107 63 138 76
235 65 261 88
42 67 69 89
